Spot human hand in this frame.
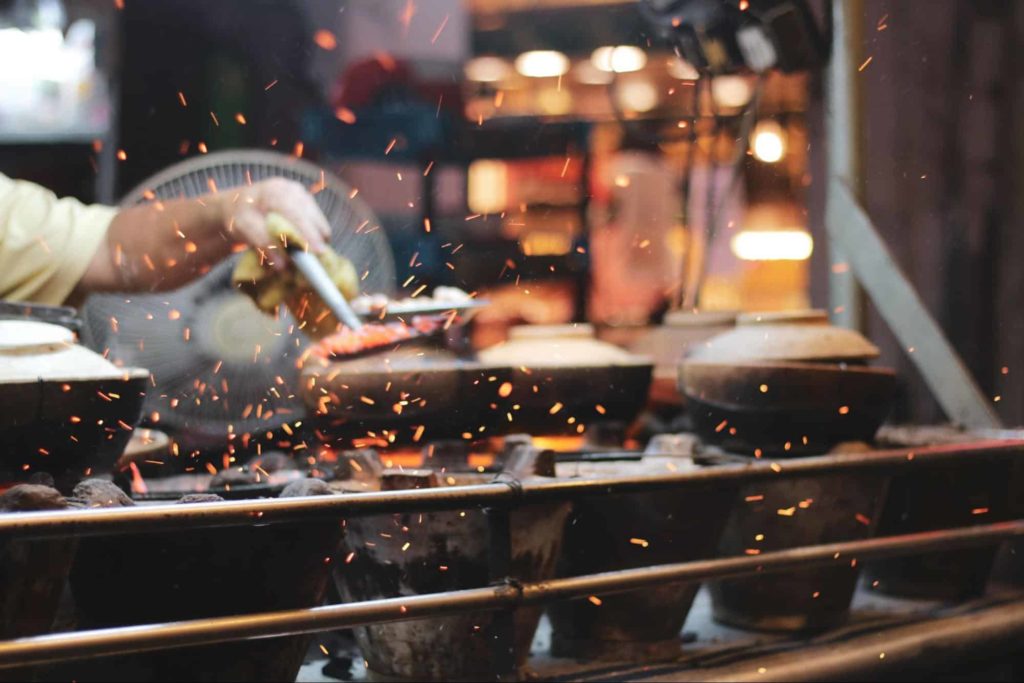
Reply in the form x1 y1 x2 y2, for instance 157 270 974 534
219 178 330 262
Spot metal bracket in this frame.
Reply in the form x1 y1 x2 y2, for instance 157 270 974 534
826 180 1001 429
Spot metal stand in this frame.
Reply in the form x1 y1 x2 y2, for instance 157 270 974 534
487 505 518 681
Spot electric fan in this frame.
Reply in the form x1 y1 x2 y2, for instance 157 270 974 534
82 150 395 452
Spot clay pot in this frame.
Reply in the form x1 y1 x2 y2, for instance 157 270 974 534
333 449 568 681
548 453 737 661
710 467 890 632
687 310 879 364
681 361 896 456
0 322 149 493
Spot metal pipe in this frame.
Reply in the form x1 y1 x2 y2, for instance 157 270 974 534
0 440 1020 540
0 483 515 539
0 520 1020 669
519 440 1024 501
518 521 1024 604
681 599 1024 682
0 586 519 670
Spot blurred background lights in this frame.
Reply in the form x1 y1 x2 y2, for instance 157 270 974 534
514 50 570 78
464 56 512 83
667 57 700 80
573 60 614 85
615 79 659 112
731 230 814 261
752 120 786 163
591 45 647 73
711 74 754 108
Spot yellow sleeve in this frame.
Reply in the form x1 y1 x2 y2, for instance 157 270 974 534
0 173 116 305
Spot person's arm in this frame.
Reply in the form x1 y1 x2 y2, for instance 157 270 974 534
74 178 330 296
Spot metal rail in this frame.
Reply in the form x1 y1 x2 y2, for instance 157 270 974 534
700 599 1024 682
0 439 1019 539
0 520 1020 669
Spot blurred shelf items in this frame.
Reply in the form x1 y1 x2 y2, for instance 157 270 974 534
0 0 815 332
296 0 814 346
0 0 116 202
0 0 109 138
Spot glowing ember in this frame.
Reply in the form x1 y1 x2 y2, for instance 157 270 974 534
128 462 148 495
313 30 338 51
335 107 357 124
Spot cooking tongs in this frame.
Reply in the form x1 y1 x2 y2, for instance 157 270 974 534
286 246 364 331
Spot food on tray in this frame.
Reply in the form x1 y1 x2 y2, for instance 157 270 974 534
312 316 441 359
233 212 359 339
351 285 473 313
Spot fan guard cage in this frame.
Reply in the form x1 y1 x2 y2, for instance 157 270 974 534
82 150 395 450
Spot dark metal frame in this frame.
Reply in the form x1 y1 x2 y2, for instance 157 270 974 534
0 439 1021 674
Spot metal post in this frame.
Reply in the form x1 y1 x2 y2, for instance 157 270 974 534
827 182 1002 428
826 0 865 330
486 505 517 681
